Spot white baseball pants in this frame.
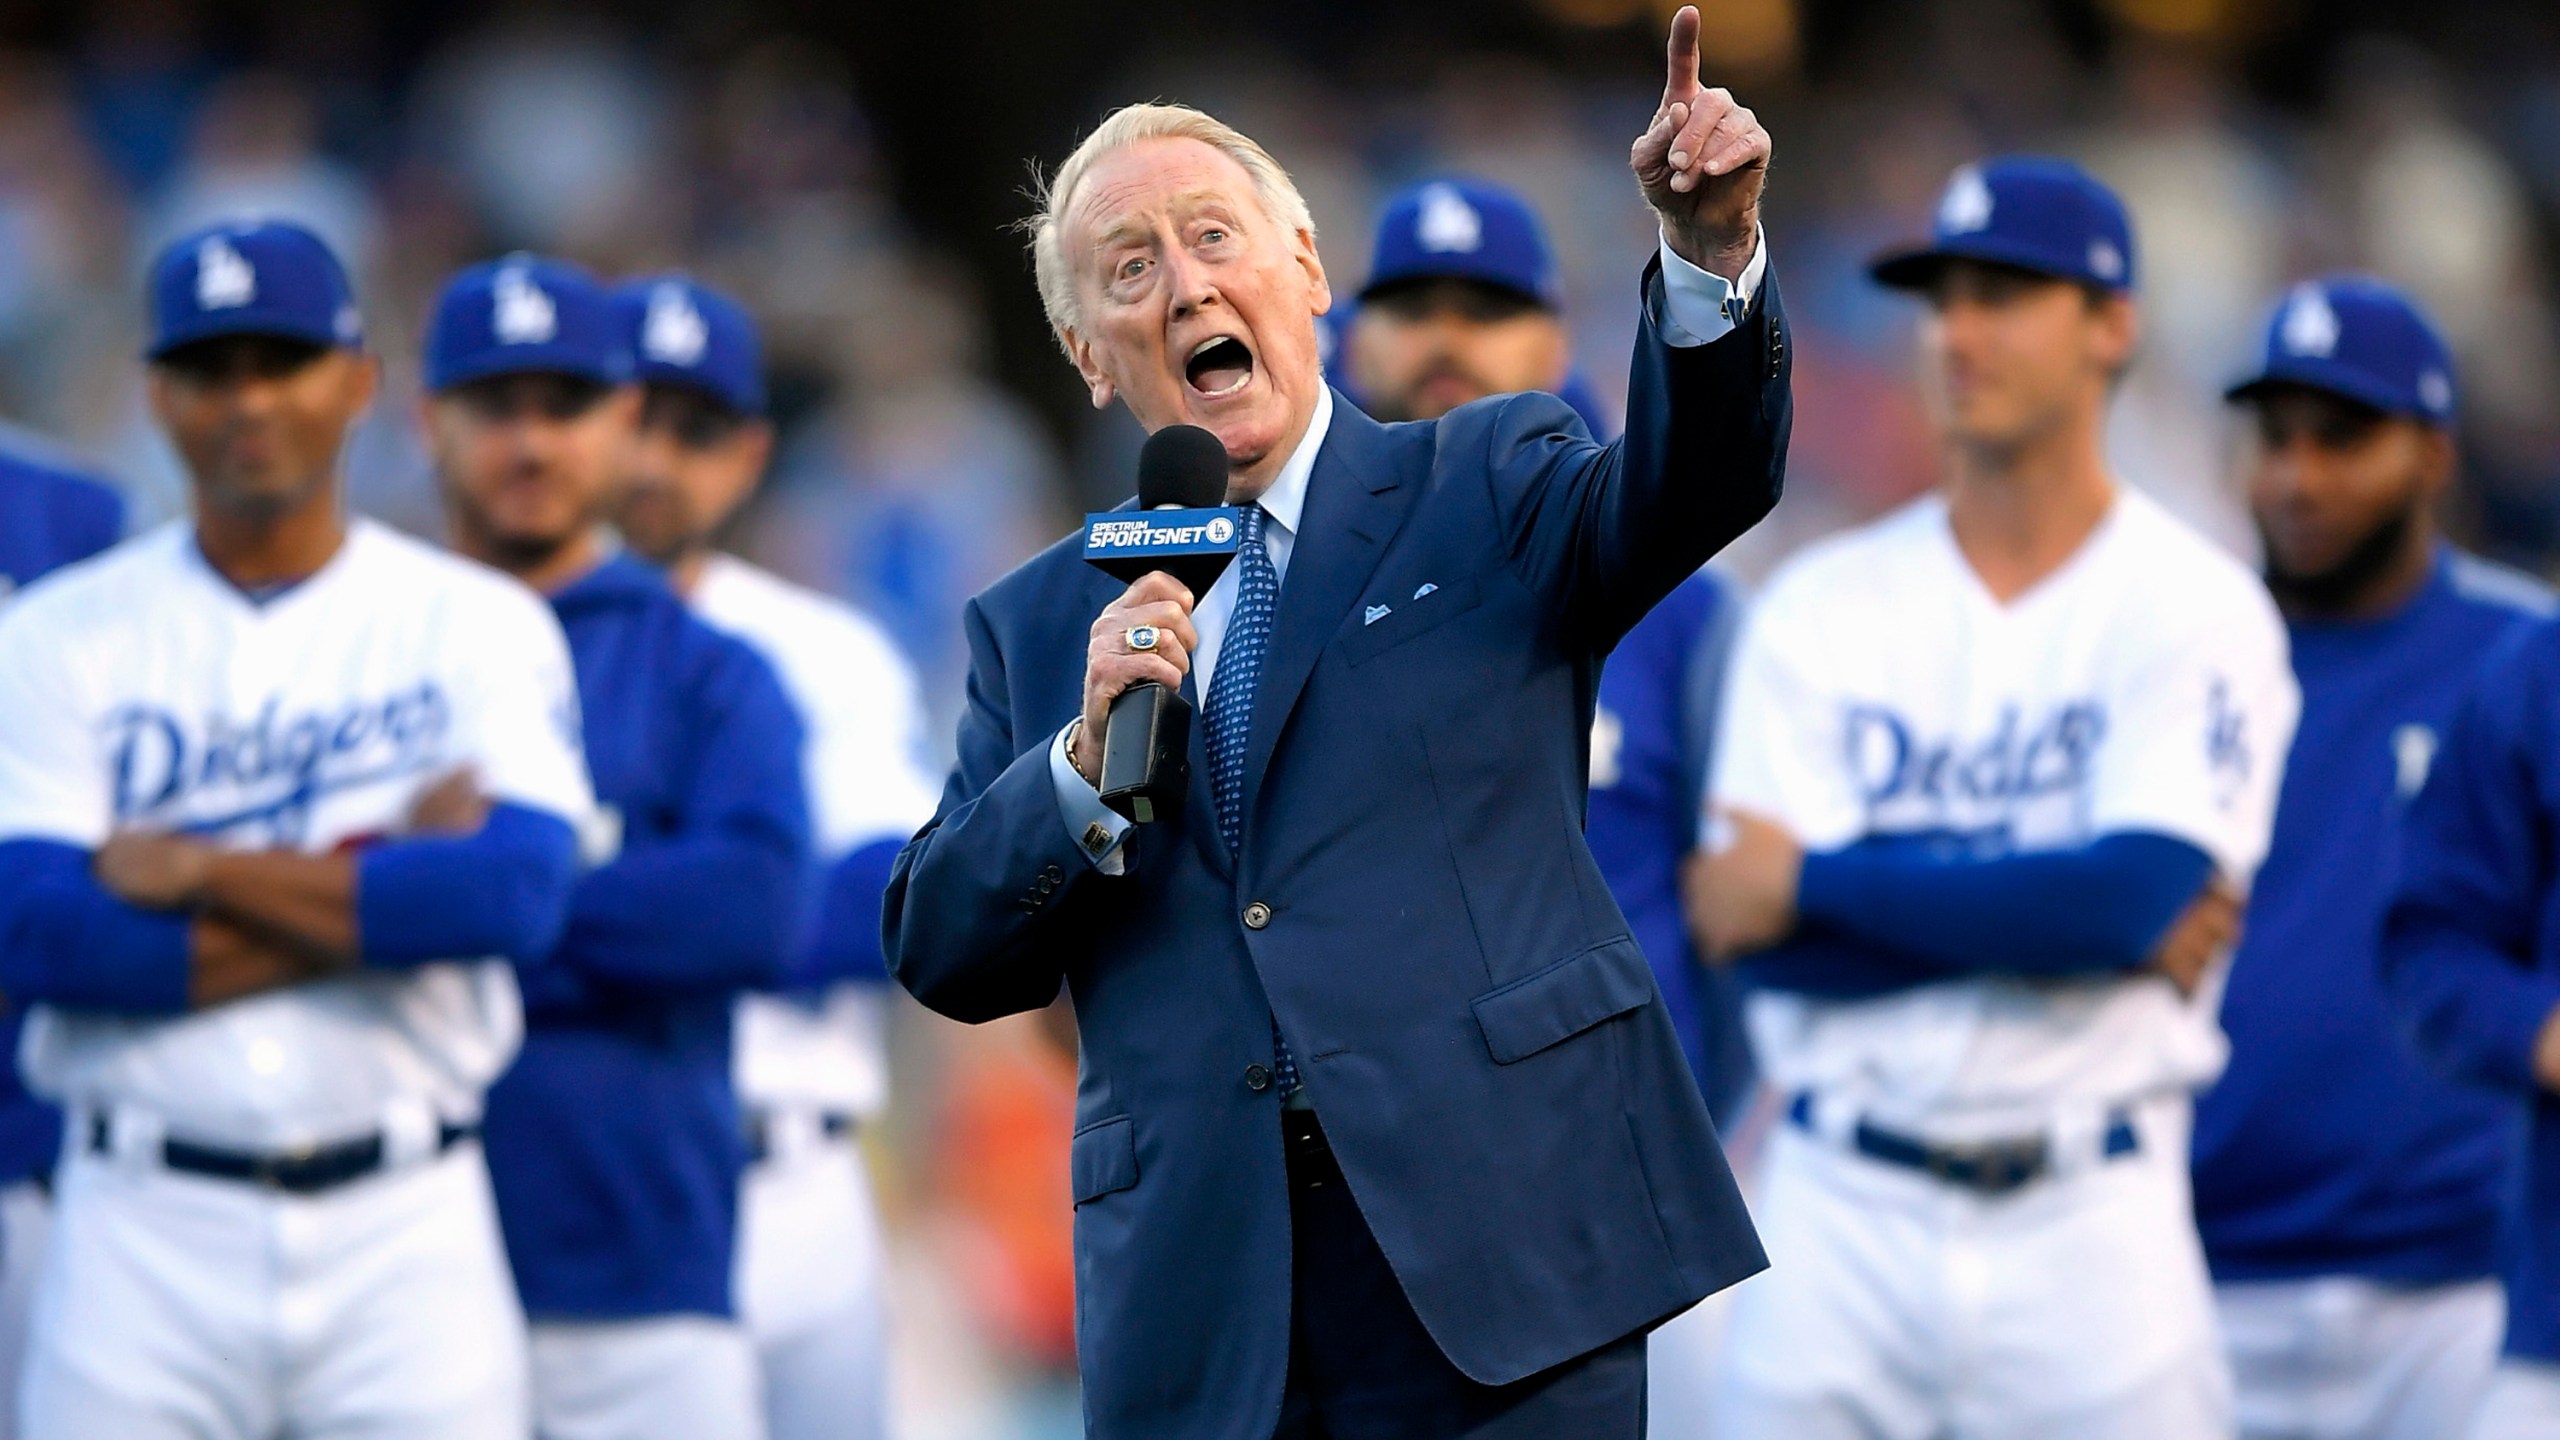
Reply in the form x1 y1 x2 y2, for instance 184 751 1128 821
20 1143 528 1440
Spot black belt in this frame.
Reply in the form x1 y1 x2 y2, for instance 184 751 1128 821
744 1108 857 1165
1281 1107 1340 1192
90 1116 477 1196
1787 1092 2138 1197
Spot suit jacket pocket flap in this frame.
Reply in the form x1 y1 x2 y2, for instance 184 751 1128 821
1340 577 1483 668
1071 1115 1138 1203
1471 938 1656 1065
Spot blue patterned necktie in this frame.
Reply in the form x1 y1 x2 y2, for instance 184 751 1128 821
1202 504 1299 1095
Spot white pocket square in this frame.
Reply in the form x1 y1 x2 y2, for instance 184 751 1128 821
1364 604 1392 625
1413 582 1439 599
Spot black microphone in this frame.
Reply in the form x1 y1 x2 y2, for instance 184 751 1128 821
1079 425 1241 824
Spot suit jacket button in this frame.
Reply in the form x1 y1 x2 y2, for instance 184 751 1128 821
1244 1064 1272 1092
1242 901 1272 930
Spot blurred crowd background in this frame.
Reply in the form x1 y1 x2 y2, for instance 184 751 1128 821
0 0 2555 1433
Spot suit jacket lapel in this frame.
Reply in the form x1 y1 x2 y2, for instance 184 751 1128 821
1238 396 1404 834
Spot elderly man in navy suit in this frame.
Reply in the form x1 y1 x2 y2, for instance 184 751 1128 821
884 10 1789 1436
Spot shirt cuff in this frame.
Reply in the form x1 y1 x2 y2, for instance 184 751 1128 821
1049 723 1132 876
1655 224 1769 348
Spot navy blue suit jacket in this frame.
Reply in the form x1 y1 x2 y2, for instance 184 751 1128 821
886 264 1790 1438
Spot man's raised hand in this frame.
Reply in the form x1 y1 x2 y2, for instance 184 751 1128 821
1631 4 1769 282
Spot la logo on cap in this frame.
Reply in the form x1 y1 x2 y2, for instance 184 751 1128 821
643 283 707 367
2280 284 2340 358
2419 369 2453 414
197 236 256 311
1415 184 1482 254
494 265 557 346
1938 167 1994 235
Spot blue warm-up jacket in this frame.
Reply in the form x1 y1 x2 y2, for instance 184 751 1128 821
0 448 121 1183
2386 612 2560 1364
2199 553 2546 1289
484 554 810 1320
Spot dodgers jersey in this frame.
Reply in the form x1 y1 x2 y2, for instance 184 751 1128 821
1714 488 2298 1135
0 519 595 1149
692 554 940 1119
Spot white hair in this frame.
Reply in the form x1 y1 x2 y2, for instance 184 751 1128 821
1023 102 1316 354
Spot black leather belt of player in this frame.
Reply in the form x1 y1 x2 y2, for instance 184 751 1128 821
1788 1092 2139 1197
744 1108 857 1165
89 1116 477 1195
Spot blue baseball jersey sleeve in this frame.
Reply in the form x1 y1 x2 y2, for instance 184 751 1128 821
2200 551 2550 1290
481 555 812 1321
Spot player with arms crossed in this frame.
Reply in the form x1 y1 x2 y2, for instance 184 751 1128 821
613 273 939 1440
421 256 811 1440
0 220 592 1439
1695 158 2298 1438
2194 278 2545 1440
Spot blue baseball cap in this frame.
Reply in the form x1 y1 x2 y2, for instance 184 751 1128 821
613 275 765 415
146 220 363 360
423 254 632 393
1360 178 1562 309
2225 275 2457 425
1871 156 2138 295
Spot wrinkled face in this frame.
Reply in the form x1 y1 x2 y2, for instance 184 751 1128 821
425 372 639 569
1347 280 1570 423
1917 261 2134 454
2248 385 2447 587
616 383 773 566
1061 137 1332 493
149 337 376 518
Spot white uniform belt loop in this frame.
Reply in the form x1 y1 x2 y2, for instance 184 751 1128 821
84 1104 167 1167
377 1096 440 1168
747 1103 856 1166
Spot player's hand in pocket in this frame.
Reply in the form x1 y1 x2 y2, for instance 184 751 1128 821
406 766 491 836
1689 808 1804 962
2147 877 2242 997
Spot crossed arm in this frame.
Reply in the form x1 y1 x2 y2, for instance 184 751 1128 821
1688 815 2237 999
0 772 579 1015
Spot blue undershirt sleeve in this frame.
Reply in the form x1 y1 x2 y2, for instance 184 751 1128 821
0 839 190 1013
787 837 903 991
355 803 579 969
1794 829 2215 978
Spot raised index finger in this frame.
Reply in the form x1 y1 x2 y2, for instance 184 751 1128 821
1662 4 1702 105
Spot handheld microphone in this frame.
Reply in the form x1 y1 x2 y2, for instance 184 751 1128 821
1079 425 1240 824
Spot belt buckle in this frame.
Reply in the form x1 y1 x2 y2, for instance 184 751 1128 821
1947 1137 2046 1197
259 1140 321 1192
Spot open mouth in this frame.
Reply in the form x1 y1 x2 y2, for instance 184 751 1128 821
1185 336 1255 398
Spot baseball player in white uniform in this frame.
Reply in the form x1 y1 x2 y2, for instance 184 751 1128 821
612 274 939 1440
1695 159 2298 1438
0 220 594 1439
